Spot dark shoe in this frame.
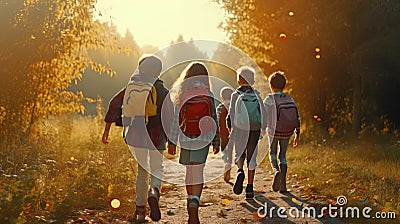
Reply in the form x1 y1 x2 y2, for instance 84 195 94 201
133 205 146 223
279 164 288 193
245 184 254 199
187 198 200 224
148 187 161 221
233 170 245 194
272 170 281 192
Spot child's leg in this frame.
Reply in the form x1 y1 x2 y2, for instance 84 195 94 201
223 138 234 182
234 142 246 170
268 137 281 192
233 133 246 194
129 147 150 206
129 147 150 222
268 137 279 172
277 138 289 165
225 138 234 165
246 131 260 185
245 131 260 198
278 139 290 193
185 163 205 199
221 138 228 152
185 163 204 224
148 149 164 221
221 138 230 170
149 149 164 191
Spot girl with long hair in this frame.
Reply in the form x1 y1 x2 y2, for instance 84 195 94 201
167 62 220 224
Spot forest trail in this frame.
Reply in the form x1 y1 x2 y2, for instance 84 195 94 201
66 152 346 224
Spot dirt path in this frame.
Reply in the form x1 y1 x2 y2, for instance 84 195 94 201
66 151 347 224
156 152 344 224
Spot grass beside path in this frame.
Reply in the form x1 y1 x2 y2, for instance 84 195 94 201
284 141 400 221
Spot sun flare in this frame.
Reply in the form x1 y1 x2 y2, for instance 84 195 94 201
96 0 227 48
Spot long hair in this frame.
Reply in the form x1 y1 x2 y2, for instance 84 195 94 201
170 62 211 105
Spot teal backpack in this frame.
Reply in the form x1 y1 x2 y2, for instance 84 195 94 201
233 90 262 131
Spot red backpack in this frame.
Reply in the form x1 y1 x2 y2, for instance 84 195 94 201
179 85 213 135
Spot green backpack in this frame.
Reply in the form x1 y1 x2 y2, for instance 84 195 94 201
233 90 262 131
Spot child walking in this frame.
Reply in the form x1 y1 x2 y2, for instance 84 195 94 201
217 87 234 182
263 71 300 193
168 62 220 224
121 55 169 222
227 66 267 199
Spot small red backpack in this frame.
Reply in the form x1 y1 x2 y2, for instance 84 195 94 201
179 84 213 135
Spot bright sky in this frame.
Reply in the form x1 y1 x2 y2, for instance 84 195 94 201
96 0 227 49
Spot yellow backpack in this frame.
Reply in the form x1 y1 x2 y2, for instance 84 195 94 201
145 86 157 123
123 80 157 124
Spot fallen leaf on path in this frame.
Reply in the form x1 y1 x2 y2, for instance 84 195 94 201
200 200 213 207
217 209 228 218
221 199 230 206
252 212 262 221
326 199 334 205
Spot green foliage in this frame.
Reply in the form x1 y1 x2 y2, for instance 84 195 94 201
215 0 400 137
70 29 142 115
0 0 119 142
0 114 136 223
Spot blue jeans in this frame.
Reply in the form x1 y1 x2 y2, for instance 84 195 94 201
268 137 289 170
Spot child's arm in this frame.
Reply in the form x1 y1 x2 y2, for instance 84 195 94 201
258 93 268 135
263 95 274 136
102 122 112 144
102 88 125 144
293 99 301 148
211 99 220 154
226 92 238 130
293 133 299 148
167 104 180 155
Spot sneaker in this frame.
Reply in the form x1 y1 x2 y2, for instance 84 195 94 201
233 170 245 194
132 205 146 223
245 184 254 199
187 198 200 224
271 170 281 192
148 187 161 221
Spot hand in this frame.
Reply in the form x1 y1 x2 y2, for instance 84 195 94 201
261 128 267 136
168 145 176 155
102 123 112 144
213 147 219 154
102 131 109 144
293 135 299 148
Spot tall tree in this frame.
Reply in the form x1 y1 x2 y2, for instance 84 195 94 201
0 0 118 142
215 0 400 136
